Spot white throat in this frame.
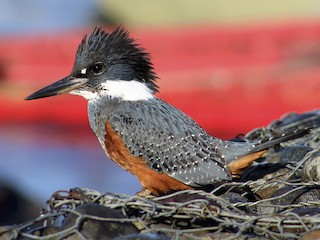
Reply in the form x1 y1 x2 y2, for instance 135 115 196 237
70 79 154 101
103 80 154 101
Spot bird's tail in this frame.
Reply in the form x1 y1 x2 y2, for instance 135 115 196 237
247 126 311 153
246 111 320 153
224 112 320 176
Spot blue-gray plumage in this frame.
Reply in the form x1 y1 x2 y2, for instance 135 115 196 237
25 27 310 196
88 97 230 187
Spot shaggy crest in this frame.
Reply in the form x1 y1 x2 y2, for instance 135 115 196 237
75 27 159 93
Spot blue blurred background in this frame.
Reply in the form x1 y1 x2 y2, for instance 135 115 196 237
1 0 320 224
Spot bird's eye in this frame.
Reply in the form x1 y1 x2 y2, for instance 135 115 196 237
90 62 104 75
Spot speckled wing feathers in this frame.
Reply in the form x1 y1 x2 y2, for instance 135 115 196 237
107 99 232 187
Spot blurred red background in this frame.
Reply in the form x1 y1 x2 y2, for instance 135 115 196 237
1 23 320 139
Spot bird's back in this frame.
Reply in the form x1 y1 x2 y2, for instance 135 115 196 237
88 97 234 188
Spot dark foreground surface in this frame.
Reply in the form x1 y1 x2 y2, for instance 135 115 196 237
1 110 320 240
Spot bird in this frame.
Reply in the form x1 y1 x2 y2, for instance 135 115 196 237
25 27 310 196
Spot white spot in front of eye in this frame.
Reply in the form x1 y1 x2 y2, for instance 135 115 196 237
81 68 87 75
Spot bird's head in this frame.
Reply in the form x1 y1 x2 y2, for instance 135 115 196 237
25 27 158 101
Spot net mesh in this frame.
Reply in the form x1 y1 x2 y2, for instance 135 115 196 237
3 178 320 239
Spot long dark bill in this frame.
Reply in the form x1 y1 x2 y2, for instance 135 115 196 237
25 76 88 100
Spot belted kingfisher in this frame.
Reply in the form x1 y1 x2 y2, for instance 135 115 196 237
25 27 309 196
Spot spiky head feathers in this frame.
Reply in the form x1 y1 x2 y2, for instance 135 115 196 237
74 27 158 93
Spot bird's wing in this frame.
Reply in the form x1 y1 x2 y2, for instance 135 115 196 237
108 99 232 187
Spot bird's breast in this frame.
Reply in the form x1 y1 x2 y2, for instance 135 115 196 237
103 119 191 195
87 99 191 195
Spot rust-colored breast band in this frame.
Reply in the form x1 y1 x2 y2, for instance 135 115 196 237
104 120 191 196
